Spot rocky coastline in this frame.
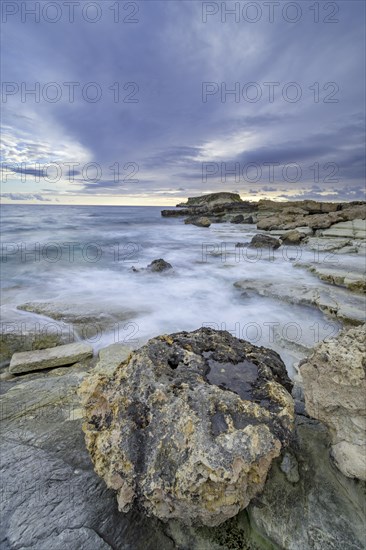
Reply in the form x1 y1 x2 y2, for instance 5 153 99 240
1 193 365 549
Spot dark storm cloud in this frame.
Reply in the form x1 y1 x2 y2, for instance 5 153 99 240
1 0 365 200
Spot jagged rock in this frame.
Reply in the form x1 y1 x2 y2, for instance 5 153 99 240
234 279 366 325
147 259 173 272
281 230 307 245
9 342 93 374
80 328 294 527
184 216 211 228
300 325 366 480
249 234 281 249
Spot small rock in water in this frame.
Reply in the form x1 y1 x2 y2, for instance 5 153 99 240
80 328 294 527
9 342 93 374
249 234 281 249
146 259 173 272
184 216 211 228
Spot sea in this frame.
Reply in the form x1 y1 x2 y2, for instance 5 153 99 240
0 204 341 378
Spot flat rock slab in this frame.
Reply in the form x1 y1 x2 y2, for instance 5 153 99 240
9 342 93 374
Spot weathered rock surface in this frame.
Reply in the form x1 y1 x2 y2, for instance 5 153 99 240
177 192 243 208
248 415 366 549
280 230 307 245
81 328 294 527
234 279 366 325
0 357 175 550
147 258 173 272
300 325 366 480
184 216 212 228
9 342 93 374
297 262 366 293
249 234 281 249
321 218 366 239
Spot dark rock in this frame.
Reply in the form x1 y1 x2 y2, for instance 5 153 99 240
249 234 281 249
146 259 173 272
230 214 244 224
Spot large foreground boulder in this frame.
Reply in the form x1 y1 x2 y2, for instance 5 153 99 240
81 328 294 527
300 325 366 480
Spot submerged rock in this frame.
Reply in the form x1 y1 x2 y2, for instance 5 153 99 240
81 328 294 527
9 342 93 374
300 325 366 480
146 259 173 272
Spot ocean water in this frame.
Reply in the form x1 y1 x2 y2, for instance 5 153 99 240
0 204 341 377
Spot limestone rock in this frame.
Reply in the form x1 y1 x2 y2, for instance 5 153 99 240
234 279 366 325
81 328 294 527
300 325 366 480
177 192 243 208
281 230 307 245
9 342 93 374
321 219 366 239
249 416 366 549
0 317 74 366
248 234 281 249
17 301 135 336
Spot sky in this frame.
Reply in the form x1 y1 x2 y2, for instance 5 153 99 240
0 0 365 205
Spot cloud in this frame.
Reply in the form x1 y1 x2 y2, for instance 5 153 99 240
1 1 365 202
0 193 52 202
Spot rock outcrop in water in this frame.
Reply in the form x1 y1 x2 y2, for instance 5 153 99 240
300 325 366 480
80 328 294 527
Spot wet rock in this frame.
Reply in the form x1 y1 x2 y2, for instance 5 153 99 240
248 415 366 549
146 259 173 272
297 262 366 293
16 301 136 336
0 360 174 550
0 317 74 367
80 328 294 527
230 214 245 224
9 342 93 374
184 216 212 228
300 325 366 480
234 279 365 325
249 234 281 249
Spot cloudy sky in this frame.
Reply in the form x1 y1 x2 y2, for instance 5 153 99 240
1 0 365 205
